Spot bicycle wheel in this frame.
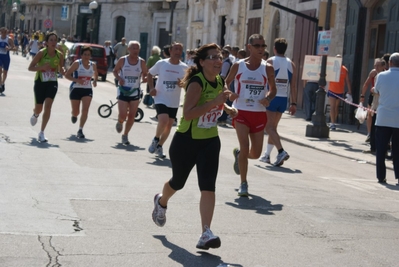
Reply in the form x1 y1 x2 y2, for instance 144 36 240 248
98 104 112 118
135 108 144 122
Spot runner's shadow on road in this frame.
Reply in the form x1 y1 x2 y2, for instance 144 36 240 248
380 183 399 191
225 193 283 215
147 158 172 167
255 164 302 174
153 235 242 267
111 143 143 152
25 138 60 149
64 135 95 143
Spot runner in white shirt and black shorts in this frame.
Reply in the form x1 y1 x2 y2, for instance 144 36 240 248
65 46 98 139
147 42 188 158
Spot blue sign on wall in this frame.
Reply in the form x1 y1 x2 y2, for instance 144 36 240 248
61 6 68 21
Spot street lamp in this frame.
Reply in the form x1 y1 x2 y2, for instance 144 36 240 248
89 0 98 44
166 0 178 45
305 0 332 138
12 2 18 30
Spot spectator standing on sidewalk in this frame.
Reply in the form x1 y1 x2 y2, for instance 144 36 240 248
152 43 237 250
303 80 319 121
226 34 277 196
359 58 385 153
146 45 162 93
217 49 233 126
327 55 352 130
373 52 399 184
113 37 129 59
260 38 297 166
147 42 188 158
360 58 385 143
104 40 113 70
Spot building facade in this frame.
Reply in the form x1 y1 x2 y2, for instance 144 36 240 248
13 0 188 60
6 0 399 122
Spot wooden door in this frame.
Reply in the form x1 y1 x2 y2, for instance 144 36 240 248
246 17 261 45
343 0 366 123
385 0 399 52
292 9 316 109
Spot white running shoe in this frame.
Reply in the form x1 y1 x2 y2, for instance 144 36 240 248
30 114 38 126
155 146 166 158
152 193 166 227
196 226 221 250
38 132 47 143
273 150 290 166
259 154 271 164
148 139 159 154
121 135 130 145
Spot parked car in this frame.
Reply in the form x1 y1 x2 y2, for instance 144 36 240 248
65 43 108 81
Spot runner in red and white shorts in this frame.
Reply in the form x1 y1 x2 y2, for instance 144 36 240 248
225 34 277 197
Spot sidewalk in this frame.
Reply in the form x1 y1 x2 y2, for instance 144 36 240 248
105 72 393 171
277 110 394 170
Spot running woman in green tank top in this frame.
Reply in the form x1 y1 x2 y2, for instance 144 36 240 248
28 32 65 143
151 43 237 250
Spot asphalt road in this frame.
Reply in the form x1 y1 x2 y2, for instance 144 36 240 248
1 54 398 267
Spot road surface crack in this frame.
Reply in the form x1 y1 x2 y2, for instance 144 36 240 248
38 235 62 267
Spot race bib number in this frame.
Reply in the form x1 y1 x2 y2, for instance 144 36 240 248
80 76 92 87
41 70 57 82
244 84 264 100
163 81 177 92
276 78 288 94
124 75 138 86
197 106 223 129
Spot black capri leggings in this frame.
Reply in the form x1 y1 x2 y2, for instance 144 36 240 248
168 132 221 192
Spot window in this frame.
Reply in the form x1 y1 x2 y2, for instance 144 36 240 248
251 0 262 10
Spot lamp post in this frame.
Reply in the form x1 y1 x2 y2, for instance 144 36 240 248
12 2 18 30
305 0 332 138
89 0 98 44
165 0 178 45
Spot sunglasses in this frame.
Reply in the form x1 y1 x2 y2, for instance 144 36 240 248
205 54 223 61
251 44 267 48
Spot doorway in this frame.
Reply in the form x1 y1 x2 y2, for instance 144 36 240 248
219 15 226 48
115 16 125 43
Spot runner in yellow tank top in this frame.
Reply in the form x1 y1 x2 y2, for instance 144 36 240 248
28 32 65 143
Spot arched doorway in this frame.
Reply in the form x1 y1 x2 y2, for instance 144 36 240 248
115 16 125 43
270 11 280 51
367 0 388 71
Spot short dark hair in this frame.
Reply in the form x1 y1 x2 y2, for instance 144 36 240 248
274 38 288 54
382 53 391 66
80 46 93 55
163 45 170 57
248 34 264 45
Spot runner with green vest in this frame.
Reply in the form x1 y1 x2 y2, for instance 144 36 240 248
28 32 65 143
152 43 237 250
